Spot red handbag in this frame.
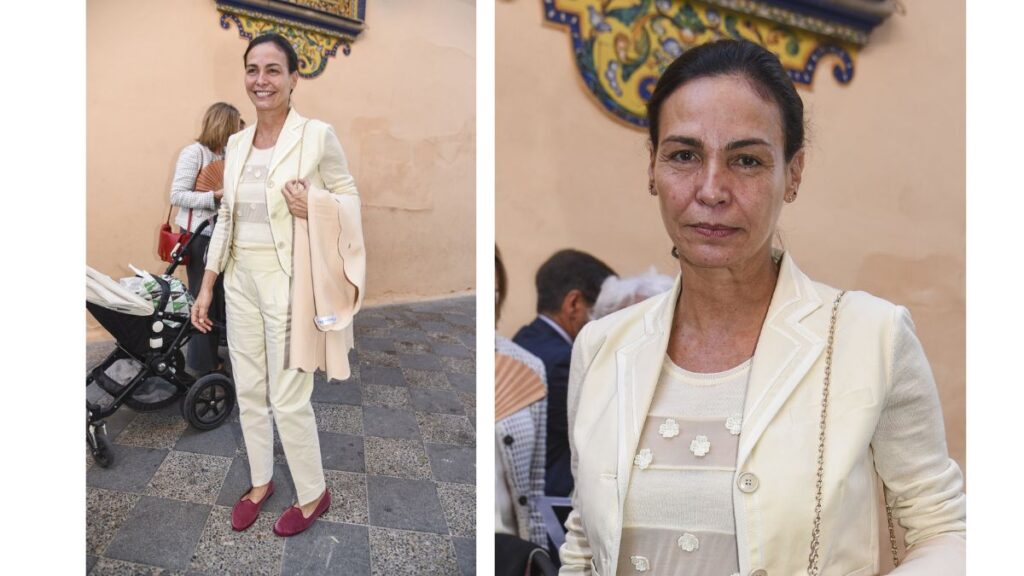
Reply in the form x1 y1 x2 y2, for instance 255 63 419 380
158 206 192 265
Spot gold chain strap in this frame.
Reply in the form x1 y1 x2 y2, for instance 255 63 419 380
807 291 900 573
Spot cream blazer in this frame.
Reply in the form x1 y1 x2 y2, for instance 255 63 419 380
206 108 359 278
560 252 965 576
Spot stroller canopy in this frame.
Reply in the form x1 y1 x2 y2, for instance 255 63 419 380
86 266 154 317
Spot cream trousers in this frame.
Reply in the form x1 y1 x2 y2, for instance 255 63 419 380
224 244 326 505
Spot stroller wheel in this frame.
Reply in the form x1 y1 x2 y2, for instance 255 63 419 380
183 373 236 431
89 432 114 468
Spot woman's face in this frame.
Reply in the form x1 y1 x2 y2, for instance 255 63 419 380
244 43 297 113
650 74 803 271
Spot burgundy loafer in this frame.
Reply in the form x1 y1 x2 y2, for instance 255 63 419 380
231 481 275 532
273 489 331 537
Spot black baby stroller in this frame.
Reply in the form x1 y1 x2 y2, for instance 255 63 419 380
86 218 234 467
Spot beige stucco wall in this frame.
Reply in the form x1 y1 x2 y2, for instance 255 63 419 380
87 0 476 340
496 0 965 559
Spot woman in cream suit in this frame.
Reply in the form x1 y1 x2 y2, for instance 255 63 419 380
191 33 359 537
560 41 965 575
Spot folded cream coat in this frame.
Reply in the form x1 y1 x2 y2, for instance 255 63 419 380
288 185 365 381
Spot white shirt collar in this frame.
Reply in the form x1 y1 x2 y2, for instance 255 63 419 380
538 314 573 345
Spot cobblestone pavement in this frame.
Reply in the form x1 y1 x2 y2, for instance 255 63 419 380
86 296 476 576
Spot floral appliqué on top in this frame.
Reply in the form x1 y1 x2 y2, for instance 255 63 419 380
658 418 680 438
630 555 650 572
726 414 742 436
677 532 700 552
689 435 711 457
634 448 653 470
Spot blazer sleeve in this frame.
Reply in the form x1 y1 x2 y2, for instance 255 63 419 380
872 306 966 575
318 124 358 197
204 140 236 275
559 327 595 575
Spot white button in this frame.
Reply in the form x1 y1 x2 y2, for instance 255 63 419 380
737 472 759 493
749 570 768 576
268 180 275 188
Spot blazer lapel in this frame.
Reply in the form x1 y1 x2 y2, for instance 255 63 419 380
735 252 825 471
267 107 306 178
615 275 679 520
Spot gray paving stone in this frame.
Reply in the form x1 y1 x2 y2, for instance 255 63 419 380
104 496 210 570
360 366 407 387
366 476 447 533
354 314 388 328
280 521 371 576
394 340 431 355
362 384 412 409
432 343 473 359
456 391 475 424
87 555 98 574
418 321 451 333
87 446 168 493
174 420 240 458
322 470 369 525
398 353 443 371
368 527 459 576
311 378 362 405
446 372 476 395
457 332 474 348
416 413 476 447
425 444 476 484
356 336 396 353
359 349 401 368
216 458 296 515
437 482 475 537
364 437 432 479
88 557 182 575
86 488 141 556
320 431 365 473
426 331 462 345
115 412 189 450
453 536 476 576
440 356 474 375
146 451 233 505
362 405 421 439
402 368 450 391
409 387 465 415
313 403 363 435
448 315 475 328
189 505 283 576
389 328 432 343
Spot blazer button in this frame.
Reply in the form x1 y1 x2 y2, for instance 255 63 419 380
749 570 768 576
267 179 275 188
503 435 514 446
737 472 759 493
518 496 527 505
277 241 285 249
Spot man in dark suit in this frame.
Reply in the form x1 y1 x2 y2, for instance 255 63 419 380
513 249 616 497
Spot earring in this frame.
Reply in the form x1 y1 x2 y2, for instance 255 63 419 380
648 182 657 196
671 246 679 259
785 188 798 203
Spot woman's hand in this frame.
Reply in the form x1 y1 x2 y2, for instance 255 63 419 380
282 178 309 219
213 188 224 201
191 286 214 333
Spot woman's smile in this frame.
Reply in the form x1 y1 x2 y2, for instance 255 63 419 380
689 222 741 238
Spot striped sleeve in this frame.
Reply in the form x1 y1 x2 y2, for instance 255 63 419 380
170 143 216 211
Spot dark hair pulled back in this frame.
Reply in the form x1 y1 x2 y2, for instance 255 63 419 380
646 40 805 161
243 33 299 74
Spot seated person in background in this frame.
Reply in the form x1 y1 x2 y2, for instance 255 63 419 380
513 249 615 497
495 246 549 548
591 267 674 321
